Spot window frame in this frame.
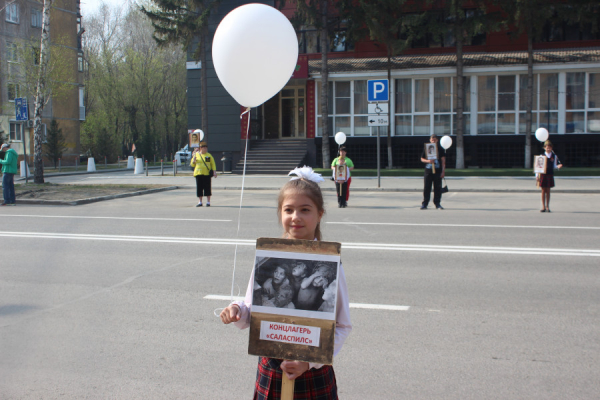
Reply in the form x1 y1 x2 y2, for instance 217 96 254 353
5 3 19 23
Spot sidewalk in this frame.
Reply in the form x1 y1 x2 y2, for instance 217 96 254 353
37 169 600 193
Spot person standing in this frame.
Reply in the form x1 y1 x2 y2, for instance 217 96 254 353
190 142 217 207
0 143 18 206
331 146 354 207
420 134 446 210
537 140 563 213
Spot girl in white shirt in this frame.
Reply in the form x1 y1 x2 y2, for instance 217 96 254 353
537 140 563 213
220 167 352 399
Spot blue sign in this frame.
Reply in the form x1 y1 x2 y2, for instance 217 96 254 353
367 79 389 102
15 98 29 121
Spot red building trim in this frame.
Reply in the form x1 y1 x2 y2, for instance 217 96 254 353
306 80 315 139
240 106 249 139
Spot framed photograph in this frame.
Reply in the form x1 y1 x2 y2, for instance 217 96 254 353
248 238 341 365
335 164 347 181
534 155 547 174
425 143 438 160
188 130 200 148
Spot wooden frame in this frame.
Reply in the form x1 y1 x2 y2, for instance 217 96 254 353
189 132 200 148
334 164 347 182
533 155 547 174
248 238 341 365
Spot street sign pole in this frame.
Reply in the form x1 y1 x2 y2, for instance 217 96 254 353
23 123 28 184
376 126 381 188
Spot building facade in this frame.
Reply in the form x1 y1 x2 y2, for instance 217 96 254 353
188 0 600 170
0 0 84 164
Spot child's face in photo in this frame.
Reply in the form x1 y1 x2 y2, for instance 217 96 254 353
273 267 286 284
322 281 336 302
274 286 293 307
313 274 328 288
292 263 307 277
281 194 323 241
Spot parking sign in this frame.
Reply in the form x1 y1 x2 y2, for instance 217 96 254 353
368 80 389 102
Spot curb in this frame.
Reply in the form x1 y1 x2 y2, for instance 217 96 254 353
209 186 600 194
16 186 179 206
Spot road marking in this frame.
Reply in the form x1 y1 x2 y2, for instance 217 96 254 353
328 221 600 230
0 214 231 222
203 295 410 311
0 231 598 257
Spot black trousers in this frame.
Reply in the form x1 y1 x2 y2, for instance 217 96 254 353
195 175 212 197
422 171 442 206
335 181 348 206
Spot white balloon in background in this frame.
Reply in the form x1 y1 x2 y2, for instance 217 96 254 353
440 135 452 150
535 127 549 142
194 129 204 141
212 4 298 108
335 132 347 145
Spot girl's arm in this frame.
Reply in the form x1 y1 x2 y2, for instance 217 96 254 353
221 268 255 329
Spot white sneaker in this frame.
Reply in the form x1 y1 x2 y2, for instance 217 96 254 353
196 202 202 207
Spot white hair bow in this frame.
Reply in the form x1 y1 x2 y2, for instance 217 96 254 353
288 166 324 184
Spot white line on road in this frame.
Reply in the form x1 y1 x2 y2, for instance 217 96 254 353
203 295 410 311
0 231 598 257
0 214 232 222
328 221 600 230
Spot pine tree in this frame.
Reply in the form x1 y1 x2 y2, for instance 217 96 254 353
43 119 67 168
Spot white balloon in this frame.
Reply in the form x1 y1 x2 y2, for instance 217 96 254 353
193 129 204 141
440 135 452 150
335 132 347 145
535 127 549 142
212 4 298 108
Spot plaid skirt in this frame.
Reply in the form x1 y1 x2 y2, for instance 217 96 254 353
254 357 338 400
539 174 555 188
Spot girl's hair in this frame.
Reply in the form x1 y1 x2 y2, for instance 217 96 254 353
277 178 325 240
544 140 553 147
313 263 335 281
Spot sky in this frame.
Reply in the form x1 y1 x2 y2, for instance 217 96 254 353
79 0 134 18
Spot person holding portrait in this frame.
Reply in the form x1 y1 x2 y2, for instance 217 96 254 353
420 134 446 210
190 142 217 207
331 146 354 208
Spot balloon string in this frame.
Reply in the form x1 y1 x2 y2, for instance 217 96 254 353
227 107 251 307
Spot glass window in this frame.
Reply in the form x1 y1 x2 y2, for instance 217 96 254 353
589 74 600 109
6 3 19 23
78 54 84 72
453 113 471 135
354 116 370 136
395 115 411 136
519 75 538 111
453 76 470 112
414 115 430 136
10 122 23 141
566 112 585 133
498 75 516 111
415 79 429 112
519 112 537 134
32 9 42 27
395 79 411 113
316 116 333 137
478 76 495 112
354 80 368 114
434 114 451 135
497 113 515 134
6 42 18 62
588 111 600 132
539 73 558 110
434 77 451 113
478 113 495 134
539 112 558 133
7 83 19 101
335 82 350 114
566 72 585 110
334 116 351 133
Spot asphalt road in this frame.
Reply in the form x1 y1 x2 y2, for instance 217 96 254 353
1 183 599 399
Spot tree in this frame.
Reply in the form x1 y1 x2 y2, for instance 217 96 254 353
291 0 336 168
141 0 219 138
341 0 420 169
424 0 501 169
43 119 67 168
499 0 560 168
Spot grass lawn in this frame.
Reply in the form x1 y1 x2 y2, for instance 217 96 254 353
314 167 600 177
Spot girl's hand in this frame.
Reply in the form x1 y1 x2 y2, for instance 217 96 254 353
220 304 241 324
557 165 563 169
280 360 310 380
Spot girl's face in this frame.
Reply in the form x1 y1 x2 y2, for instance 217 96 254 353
544 145 553 152
293 264 307 277
273 267 286 284
281 193 323 241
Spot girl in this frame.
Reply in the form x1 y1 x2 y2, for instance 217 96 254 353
331 146 354 208
262 265 291 299
296 263 334 311
537 140 563 213
220 166 352 400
